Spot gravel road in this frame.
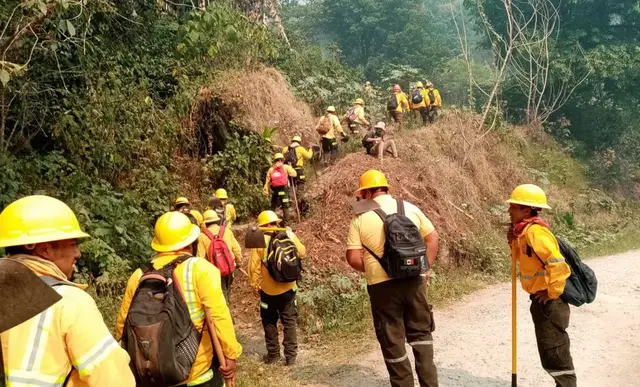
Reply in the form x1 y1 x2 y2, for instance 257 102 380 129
323 250 640 387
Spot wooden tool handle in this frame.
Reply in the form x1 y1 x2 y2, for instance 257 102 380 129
205 307 235 387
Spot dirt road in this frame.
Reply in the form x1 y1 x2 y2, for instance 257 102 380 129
305 250 640 387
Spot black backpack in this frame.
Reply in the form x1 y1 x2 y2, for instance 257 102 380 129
412 90 423 104
122 256 202 387
427 90 436 105
361 131 376 152
387 95 399 111
527 237 597 307
363 199 428 279
264 231 302 282
285 145 298 166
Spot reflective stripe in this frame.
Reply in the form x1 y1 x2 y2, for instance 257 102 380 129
534 272 548 277
181 258 204 321
75 334 120 376
7 370 67 387
384 353 408 364
187 369 215 386
408 340 433 347
521 272 547 280
521 275 532 280
546 258 565 264
547 369 576 377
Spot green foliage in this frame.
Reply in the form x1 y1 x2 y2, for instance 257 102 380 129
202 131 272 219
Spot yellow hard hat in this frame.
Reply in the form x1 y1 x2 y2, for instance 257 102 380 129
203 210 220 224
215 188 228 200
292 135 302 143
273 153 285 161
0 195 89 248
174 196 190 206
326 106 336 113
257 210 282 227
354 98 365 105
356 170 391 194
415 81 424 88
426 81 434 87
506 184 552 210
151 212 201 252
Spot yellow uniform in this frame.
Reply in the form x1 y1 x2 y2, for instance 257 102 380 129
197 224 242 266
347 194 435 285
282 144 314 168
263 164 297 195
426 88 442 107
411 89 429 108
511 224 571 299
316 114 344 140
391 92 411 113
248 230 306 296
115 253 242 386
1 255 135 387
224 203 237 227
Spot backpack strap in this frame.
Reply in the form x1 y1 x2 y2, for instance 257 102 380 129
39 276 69 288
202 229 215 241
372 208 387 221
396 199 405 216
217 225 225 239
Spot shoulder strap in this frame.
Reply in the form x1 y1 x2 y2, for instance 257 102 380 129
372 208 387 221
396 199 405 216
39 275 68 288
217 225 225 239
202 229 215 241
362 244 381 261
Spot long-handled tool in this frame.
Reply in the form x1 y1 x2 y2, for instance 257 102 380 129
289 178 302 224
512 253 518 387
205 307 235 387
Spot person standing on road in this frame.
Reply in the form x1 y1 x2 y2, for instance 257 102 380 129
345 170 440 387
507 184 576 387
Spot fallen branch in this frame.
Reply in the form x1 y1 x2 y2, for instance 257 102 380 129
446 199 475 220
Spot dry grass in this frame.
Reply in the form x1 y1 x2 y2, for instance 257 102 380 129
209 67 318 144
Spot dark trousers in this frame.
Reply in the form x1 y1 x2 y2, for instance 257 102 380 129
368 277 438 387
321 137 338 164
293 166 305 187
390 111 404 128
260 289 298 361
221 274 233 303
530 297 577 387
418 107 429 124
270 187 291 225
427 106 439 122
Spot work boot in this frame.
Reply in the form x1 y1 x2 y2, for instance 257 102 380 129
285 356 296 366
263 354 283 365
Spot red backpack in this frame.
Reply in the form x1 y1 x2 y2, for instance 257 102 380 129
270 165 289 188
202 227 236 277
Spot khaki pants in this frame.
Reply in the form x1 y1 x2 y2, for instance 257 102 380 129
370 140 398 159
530 297 577 387
390 111 404 129
368 277 438 387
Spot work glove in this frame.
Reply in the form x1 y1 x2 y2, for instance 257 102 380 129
341 133 350 143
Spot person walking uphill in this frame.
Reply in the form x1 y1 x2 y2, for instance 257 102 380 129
248 211 306 366
116 211 242 387
343 98 371 135
346 170 440 387
387 85 410 130
411 81 430 124
264 153 297 226
175 196 206 230
215 188 237 227
197 210 242 302
315 106 348 166
0 195 135 387
425 82 442 123
507 184 576 387
283 135 314 187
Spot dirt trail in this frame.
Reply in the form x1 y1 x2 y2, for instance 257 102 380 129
300 250 640 387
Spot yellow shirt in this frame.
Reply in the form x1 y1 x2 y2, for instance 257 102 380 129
115 252 243 385
1 255 135 387
510 224 571 299
197 224 243 266
223 203 237 227
347 195 435 285
282 143 314 168
411 89 429 108
263 163 297 195
248 229 307 296
316 114 344 139
392 92 411 113
426 88 442 107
